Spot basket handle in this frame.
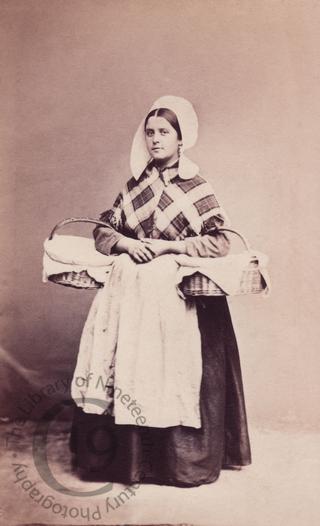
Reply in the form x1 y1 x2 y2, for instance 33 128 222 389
48 218 251 251
48 217 110 240
209 227 251 251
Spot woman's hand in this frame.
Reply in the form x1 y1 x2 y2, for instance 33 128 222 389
112 237 155 263
126 239 155 263
141 238 170 258
141 238 187 257
113 236 187 261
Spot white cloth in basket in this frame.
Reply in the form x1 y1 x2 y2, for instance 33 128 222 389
42 235 114 284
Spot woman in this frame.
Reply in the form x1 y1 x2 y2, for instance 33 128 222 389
70 95 251 487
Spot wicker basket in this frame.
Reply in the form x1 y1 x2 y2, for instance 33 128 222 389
47 218 110 289
46 220 267 295
181 228 267 296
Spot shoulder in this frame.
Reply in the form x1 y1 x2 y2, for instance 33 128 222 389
174 173 221 216
175 173 216 196
125 169 149 193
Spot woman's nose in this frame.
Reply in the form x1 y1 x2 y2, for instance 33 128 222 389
152 133 160 144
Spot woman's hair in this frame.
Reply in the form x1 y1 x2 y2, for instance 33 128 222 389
144 108 182 140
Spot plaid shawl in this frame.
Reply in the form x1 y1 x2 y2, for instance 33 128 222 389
99 161 227 241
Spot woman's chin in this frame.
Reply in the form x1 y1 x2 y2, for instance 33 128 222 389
150 151 165 160
151 154 178 167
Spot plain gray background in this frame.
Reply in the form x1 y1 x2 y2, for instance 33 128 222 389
1 0 319 432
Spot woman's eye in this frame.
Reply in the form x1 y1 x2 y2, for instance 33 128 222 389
146 130 154 137
161 130 169 135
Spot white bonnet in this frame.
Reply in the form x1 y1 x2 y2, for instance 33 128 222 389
130 95 199 180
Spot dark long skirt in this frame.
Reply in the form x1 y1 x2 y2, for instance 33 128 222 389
69 296 251 487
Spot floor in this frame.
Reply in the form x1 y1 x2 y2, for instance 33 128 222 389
0 420 319 526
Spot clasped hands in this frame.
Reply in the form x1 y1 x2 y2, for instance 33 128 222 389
127 238 171 264
113 235 187 263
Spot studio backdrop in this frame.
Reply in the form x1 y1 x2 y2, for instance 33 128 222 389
1 0 319 431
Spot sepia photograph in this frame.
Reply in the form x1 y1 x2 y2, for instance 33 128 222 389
0 1 319 525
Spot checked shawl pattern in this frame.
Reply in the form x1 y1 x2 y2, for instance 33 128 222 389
99 163 226 241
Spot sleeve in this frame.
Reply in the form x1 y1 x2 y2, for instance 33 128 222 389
93 192 126 256
184 209 231 258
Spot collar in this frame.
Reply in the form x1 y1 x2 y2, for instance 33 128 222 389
145 160 179 187
143 155 199 184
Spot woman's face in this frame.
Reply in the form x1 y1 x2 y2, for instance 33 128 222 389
145 116 180 167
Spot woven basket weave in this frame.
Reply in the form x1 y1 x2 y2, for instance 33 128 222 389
46 220 266 295
47 218 110 289
181 228 266 296
48 269 104 289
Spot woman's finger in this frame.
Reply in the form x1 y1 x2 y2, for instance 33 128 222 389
140 252 152 261
137 248 152 262
140 248 153 261
133 252 144 263
136 242 154 257
143 245 155 257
